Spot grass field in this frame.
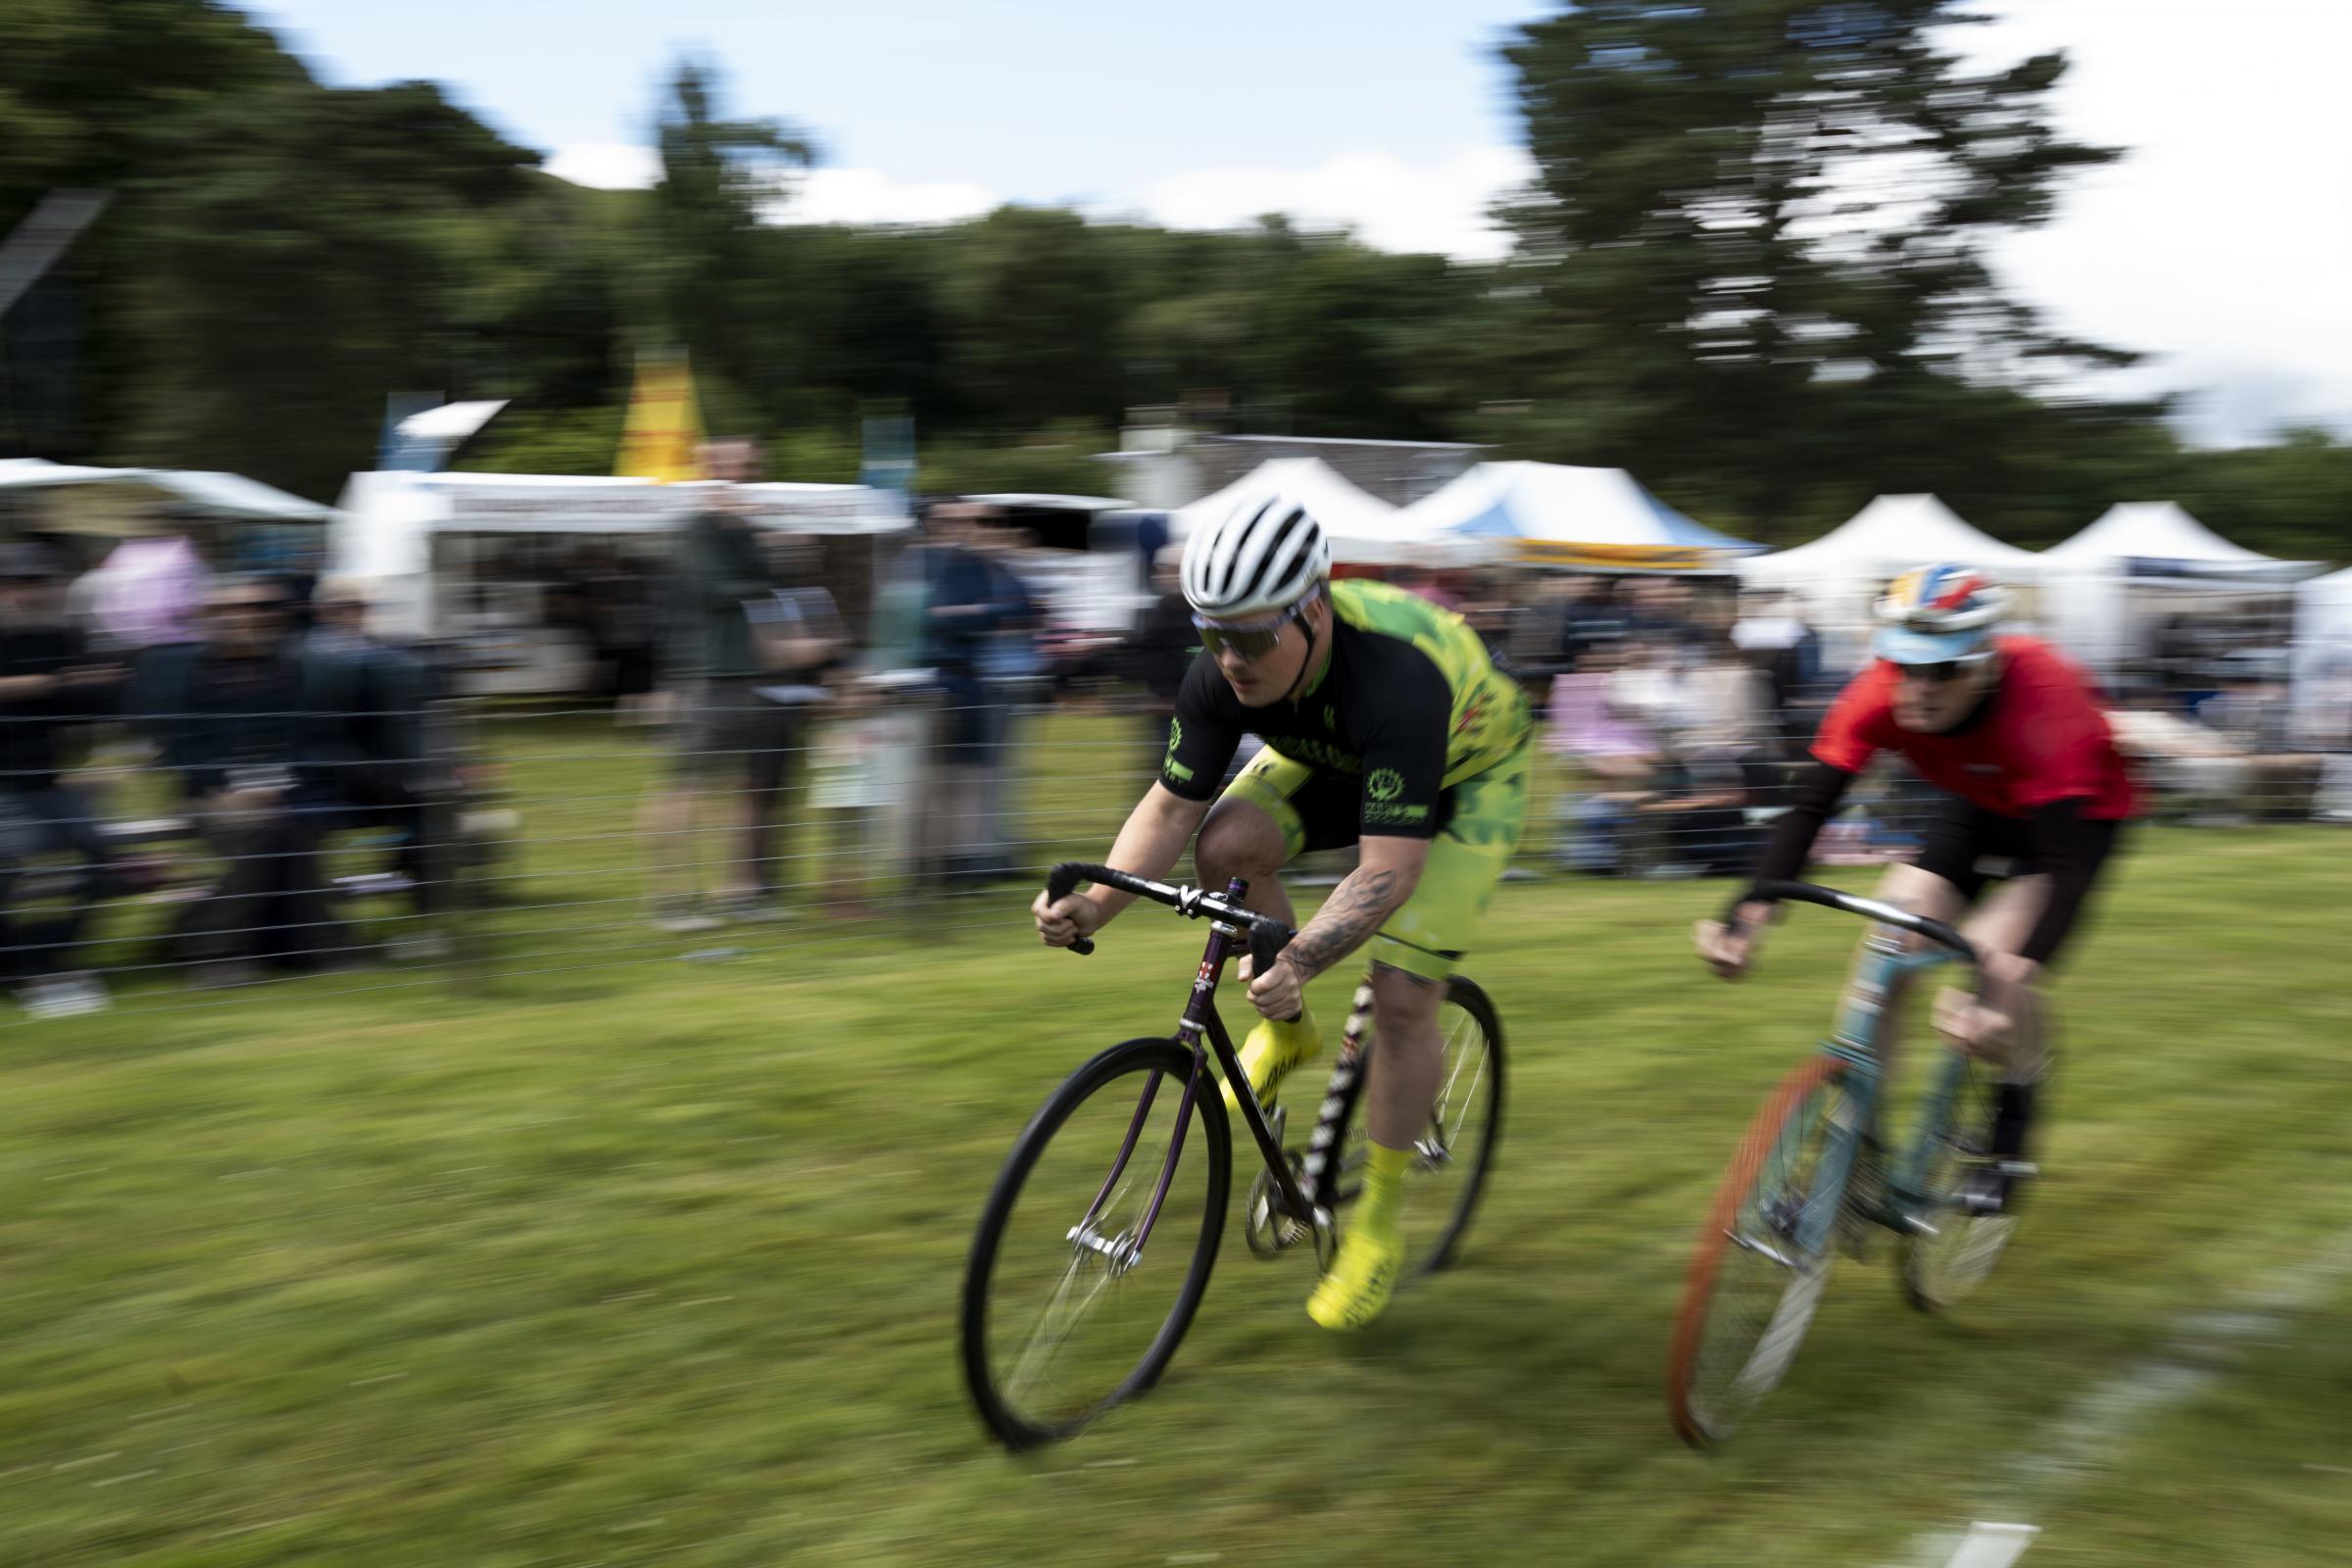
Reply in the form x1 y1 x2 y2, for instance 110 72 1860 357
6 712 2350 1565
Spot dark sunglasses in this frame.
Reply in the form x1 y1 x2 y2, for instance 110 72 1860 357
1192 596 1313 662
1886 656 1988 684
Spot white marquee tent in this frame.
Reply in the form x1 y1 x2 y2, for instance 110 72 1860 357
1392 461 1760 570
0 457 330 525
2293 564 2352 748
2038 503 2316 677
1739 494 2044 665
1169 457 1486 567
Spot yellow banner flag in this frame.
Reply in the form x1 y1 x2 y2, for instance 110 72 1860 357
615 352 708 483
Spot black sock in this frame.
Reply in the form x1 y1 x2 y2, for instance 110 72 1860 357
1990 1082 2036 1162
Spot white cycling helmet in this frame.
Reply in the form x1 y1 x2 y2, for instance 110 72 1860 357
1181 495 1332 620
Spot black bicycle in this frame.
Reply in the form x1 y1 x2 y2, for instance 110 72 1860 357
960 861 1505 1449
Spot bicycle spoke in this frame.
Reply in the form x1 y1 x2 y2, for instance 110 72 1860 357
1671 1060 1850 1446
964 1039 1228 1446
1004 1249 1121 1410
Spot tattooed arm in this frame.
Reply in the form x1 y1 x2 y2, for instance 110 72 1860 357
1246 836 1433 1020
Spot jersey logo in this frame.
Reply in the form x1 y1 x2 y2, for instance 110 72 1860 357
1163 719 1194 784
1366 767 1405 803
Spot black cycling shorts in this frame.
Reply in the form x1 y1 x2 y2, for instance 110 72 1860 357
1912 795 2122 913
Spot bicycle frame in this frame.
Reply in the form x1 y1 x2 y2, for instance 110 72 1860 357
1724 878 1984 1260
1076 876 1319 1263
1793 929 1965 1255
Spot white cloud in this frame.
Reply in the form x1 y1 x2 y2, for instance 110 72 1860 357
542 143 660 190
546 141 1534 256
1960 0 2352 444
784 169 998 228
1141 146 1536 260
546 144 996 227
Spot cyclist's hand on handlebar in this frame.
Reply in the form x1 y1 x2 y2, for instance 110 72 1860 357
1240 951 1307 1022
1933 985 2015 1060
1936 951 2039 1060
1032 887 1104 949
1695 900 1774 978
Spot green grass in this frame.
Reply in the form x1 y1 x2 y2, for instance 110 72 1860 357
5 711 2349 1565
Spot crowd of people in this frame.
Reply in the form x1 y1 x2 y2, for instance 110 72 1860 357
2 454 2339 1020
0 536 458 1016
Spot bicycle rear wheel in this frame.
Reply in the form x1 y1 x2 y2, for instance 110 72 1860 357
1667 1055 1862 1447
1900 1051 2023 1312
1402 977 1504 1274
961 1038 1230 1448
1324 977 1505 1278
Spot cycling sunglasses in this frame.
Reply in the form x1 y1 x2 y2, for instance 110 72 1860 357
1884 654 1991 684
1192 594 1316 661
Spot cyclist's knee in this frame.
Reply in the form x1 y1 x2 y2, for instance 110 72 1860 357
1197 799 1286 882
1368 960 1442 1033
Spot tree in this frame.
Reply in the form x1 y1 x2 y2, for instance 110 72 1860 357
934 206 1124 432
648 61 814 422
0 0 302 458
1502 0 2152 533
119 80 535 496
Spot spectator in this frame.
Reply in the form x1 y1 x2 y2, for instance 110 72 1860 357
1733 590 1826 759
2199 655 2324 820
968 515 1043 880
136 577 347 986
1539 571 1629 677
641 438 800 929
1545 640 1666 874
585 546 660 723
1122 545 1196 780
743 527 851 906
2106 682 2253 823
81 528 211 654
305 579 443 918
912 502 1024 889
0 544 123 1015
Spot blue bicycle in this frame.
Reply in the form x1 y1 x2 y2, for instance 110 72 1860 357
1667 880 2025 1446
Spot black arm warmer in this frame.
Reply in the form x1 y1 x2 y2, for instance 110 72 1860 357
1747 760 1858 895
2018 797 2100 965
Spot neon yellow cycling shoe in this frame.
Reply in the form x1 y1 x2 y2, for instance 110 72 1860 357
1220 1010 1322 1118
1306 1142 1410 1331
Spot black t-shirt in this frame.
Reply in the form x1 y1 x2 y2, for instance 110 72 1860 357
1160 615 1454 840
0 626 92 792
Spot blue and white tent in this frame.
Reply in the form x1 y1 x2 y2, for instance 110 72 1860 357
1391 462 1760 570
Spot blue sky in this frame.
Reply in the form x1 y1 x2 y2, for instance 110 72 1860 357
251 0 1543 205
246 0 2351 446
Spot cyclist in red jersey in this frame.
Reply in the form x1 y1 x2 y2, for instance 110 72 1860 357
1695 564 2136 1213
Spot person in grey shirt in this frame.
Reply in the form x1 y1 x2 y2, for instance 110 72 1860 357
642 438 825 929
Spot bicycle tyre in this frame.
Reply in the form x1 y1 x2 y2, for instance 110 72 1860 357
961 1037 1230 1449
1409 976 1505 1275
1899 1051 2025 1313
1319 977 1505 1278
1667 1054 1860 1447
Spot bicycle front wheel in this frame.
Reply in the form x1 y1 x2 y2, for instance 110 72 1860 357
1900 1051 2023 1312
1667 1055 1862 1447
960 1038 1231 1448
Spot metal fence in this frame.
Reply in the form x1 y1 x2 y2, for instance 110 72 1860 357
5 619 2347 1023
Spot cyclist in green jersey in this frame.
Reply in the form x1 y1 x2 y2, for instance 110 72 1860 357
1033 494 1532 1330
